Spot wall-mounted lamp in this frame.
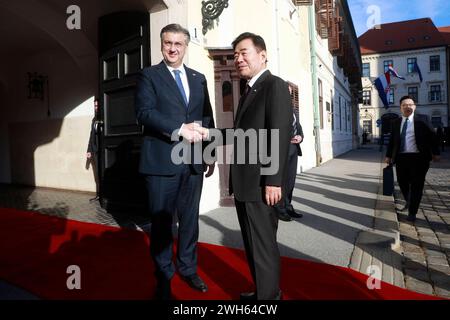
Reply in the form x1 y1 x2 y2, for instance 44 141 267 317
27 72 47 100
27 72 51 117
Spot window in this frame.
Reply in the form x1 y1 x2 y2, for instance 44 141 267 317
429 85 441 102
318 79 324 129
222 81 233 112
362 63 370 77
362 90 371 106
338 96 342 131
388 88 395 105
384 60 393 73
331 90 334 130
408 87 418 103
430 55 440 72
363 120 373 134
344 100 348 132
407 58 417 73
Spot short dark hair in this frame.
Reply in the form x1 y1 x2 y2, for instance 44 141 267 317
160 24 190 43
400 95 414 105
232 32 266 52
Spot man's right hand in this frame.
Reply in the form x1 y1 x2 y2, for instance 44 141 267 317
180 123 204 143
384 157 392 165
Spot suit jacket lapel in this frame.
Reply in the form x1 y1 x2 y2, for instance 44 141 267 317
156 61 188 109
236 70 271 126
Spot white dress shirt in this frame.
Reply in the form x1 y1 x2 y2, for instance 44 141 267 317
400 113 419 153
248 68 269 88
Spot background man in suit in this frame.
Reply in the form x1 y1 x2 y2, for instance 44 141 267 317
227 32 291 300
135 24 215 299
385 95 440 222
274 107 304 221
86 98 100 201
274 83 304 221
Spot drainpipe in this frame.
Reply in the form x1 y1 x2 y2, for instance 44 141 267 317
273 0 281 74
308 4 322 166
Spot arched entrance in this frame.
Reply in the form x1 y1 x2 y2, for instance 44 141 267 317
381 113 400 135
0 0 166 214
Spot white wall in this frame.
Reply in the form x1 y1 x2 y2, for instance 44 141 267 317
0 48 97 191
315 25 353 162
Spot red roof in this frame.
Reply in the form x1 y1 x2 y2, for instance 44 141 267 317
359 18 447 55
438 26 450 45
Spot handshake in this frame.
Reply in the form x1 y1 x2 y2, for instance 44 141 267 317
179 122 209 143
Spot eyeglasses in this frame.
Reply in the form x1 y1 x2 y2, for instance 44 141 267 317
401 103 415 107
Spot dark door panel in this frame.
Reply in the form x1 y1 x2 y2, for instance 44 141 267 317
98 11 150 214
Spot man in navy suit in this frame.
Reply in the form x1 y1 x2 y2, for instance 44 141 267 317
385 95 440 222
135 24 215 299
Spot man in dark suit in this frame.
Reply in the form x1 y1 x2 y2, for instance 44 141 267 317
135 24 215 300
275 109 304 221
86 98 100 201
385 95 440 222
199 32 291 300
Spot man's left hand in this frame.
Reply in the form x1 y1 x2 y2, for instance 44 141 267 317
265 185 282 206
432 155 441 162
291 135 302 144
204 163 215 178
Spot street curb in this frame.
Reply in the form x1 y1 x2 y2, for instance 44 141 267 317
349 147 405 288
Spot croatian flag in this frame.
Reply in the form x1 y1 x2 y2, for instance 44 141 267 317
374 72 391 108
387 66 406 80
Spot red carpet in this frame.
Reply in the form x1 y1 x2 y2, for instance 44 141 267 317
0 207 440 300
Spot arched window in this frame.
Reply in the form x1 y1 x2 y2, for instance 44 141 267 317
222 81 233 112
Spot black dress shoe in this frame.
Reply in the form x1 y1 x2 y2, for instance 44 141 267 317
406 214 416 222
154 277 171 300
240 291 256 300
240 290 282 300
275 207 292 222
287 208 303 219
181 274 208 292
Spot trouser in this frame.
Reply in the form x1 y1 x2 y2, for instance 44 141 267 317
235 199 280 300
395 153 430 216
145 165 203 280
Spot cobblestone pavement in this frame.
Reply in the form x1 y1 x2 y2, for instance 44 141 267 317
394 149 450 299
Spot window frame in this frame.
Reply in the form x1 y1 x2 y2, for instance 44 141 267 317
362 63 370 77
383 60 393 73
429 84 441 102
407 57 417 73
408 86 419 103
362 90 371 106
430 55 440 72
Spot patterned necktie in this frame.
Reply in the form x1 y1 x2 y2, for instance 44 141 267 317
400 118 409 152
292 113 297 137
173 70 188 106
240 85 251 106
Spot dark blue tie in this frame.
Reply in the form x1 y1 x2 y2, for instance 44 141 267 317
400 118 409 152
173 70 188 106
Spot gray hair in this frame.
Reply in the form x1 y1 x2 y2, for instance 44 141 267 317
160 24 191 44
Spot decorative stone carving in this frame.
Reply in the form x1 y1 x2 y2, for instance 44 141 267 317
201 0 229 35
